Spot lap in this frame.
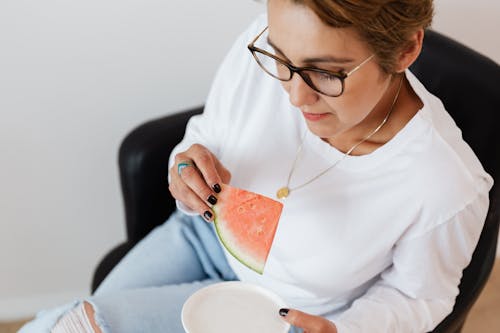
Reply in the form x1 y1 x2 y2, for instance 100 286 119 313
19 279 223 333
20 210 238 333
91 280 302 333
90 279 221 333
95 210 237 295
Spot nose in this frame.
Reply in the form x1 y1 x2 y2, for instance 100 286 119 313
286 74 319 108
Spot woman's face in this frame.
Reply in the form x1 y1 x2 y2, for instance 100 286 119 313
267 0 393 143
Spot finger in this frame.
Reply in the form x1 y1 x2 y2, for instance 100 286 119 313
168 174 215 222
279 308 336 332
170 160 216 216
174 148 219 198
176 158 219 206
187 144 224 192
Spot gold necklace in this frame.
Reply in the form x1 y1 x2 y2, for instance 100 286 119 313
276 76 404 199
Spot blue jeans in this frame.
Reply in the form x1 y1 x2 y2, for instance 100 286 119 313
20 211 301 332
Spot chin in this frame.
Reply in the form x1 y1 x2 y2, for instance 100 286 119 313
305 120 340 140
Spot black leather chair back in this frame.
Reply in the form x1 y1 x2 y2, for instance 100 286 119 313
409 30 500 333
118 108 203 243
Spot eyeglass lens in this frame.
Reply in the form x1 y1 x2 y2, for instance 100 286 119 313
252 49 344 96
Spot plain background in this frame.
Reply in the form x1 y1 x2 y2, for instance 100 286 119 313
1 0 499 320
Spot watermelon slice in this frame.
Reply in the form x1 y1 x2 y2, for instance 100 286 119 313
213 184 284 274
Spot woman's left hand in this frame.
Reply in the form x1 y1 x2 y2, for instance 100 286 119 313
279 308 338 333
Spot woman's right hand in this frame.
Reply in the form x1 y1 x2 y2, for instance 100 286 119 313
169 144 231 222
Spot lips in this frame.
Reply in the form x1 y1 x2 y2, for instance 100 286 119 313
302 111 330 121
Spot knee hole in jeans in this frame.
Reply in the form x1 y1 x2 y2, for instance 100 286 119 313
51 302 102 333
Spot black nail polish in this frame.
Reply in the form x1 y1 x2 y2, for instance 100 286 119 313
279 308 289 317
213 183 221 193
203 211 213 221
207 195 217 205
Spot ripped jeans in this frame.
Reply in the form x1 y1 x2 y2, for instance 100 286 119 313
19 210 240 333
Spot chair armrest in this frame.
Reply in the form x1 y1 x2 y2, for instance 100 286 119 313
119 106 203 243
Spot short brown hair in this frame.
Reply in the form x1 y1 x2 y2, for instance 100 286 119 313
291 0 434 73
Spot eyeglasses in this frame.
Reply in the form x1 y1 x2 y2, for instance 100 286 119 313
247 26 375 97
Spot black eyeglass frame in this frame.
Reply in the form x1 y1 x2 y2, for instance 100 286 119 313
247 26 374 97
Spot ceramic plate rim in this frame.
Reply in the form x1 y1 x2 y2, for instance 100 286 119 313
181 281 290 333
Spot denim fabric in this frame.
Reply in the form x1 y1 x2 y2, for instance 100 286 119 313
19 210 301 333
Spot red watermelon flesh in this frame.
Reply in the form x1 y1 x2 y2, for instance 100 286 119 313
213 184 284 274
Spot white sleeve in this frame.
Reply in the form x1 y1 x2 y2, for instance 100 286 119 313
333 190 490 333
167 15 265 215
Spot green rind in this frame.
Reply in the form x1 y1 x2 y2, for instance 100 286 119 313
213 207 265 274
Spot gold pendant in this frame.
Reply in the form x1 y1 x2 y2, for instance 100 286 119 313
277 187 290 199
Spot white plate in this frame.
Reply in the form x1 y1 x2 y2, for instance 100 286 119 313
181 281 290 333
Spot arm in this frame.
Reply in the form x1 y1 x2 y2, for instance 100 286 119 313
282 191 489 333
167 16 265 216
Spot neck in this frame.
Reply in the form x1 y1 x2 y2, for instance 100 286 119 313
325 73 404 155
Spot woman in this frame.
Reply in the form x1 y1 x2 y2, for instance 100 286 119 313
21 0 493 332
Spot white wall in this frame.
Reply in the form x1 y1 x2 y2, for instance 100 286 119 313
432 0 500 64
0 0 265 320
0 0 498 320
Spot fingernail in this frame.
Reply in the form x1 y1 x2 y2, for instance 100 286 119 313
279 308 289 317
207 195 217 205
203 211 213 221
213 183 221 193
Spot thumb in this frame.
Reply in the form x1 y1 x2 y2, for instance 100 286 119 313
279 308 337 333
279 308 317 329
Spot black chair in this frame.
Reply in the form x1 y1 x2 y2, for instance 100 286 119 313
91 30 500 333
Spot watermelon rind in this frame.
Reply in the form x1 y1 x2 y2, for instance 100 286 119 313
213 205 265 274
212 185 283 275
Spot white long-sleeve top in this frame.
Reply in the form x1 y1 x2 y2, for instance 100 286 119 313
169 14 493 333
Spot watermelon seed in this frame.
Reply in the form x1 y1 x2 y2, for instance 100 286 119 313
256 225 264 235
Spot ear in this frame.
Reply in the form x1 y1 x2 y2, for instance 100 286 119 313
394 29 424 73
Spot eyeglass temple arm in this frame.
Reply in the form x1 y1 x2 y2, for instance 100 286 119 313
248 26 269 48
346 54 375 76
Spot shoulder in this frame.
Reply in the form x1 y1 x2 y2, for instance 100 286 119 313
204 13 288 129
197 14 269 120
401 71 492 232
213 13 267 82
206 13 271 109
188 13 289 156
